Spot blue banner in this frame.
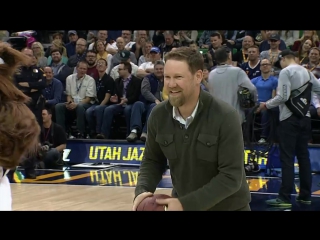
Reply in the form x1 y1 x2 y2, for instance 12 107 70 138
63 140 320 172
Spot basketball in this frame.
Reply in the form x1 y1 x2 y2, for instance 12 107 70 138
136 194 171 211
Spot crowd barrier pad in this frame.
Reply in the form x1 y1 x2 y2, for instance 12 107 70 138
63 139 320 172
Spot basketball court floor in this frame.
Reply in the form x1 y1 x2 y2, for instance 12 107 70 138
9 165 320 211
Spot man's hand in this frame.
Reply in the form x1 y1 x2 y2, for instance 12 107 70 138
118 97 128 105
19 82 29 87
132 192 153 211
66 102 77 110
156 198 183 211
256 102 267 113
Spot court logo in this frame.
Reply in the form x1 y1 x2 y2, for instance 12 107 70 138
63 149 71 162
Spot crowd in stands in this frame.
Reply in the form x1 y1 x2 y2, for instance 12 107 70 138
1 30 320 144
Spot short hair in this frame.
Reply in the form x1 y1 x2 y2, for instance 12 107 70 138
120 61 132 73
97 58 107 66
210 32 222 38
154 60 164 68
248 45 259 52
214 46 231 64
50 48 62 55
164 47 204 74
77 60 88 68
86 50 97 56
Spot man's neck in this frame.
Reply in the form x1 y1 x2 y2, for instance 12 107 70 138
177 90 200 119
122 74 130 79
310 60 319 65
98 71 105 79
43 121 52 128
46 78 53 84
270 47 279 52
249 59 259 65
52 60 62 65
77 74 84 80
88 64 96 68
261 73 271 79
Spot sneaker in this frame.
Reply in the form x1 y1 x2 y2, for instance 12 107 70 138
265 198 292 207
258 138 266 143
296 196 311 205
126 132 138 142
140 132 147 142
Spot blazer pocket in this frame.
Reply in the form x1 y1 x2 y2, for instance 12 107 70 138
196 134 218 162
155 134 177 160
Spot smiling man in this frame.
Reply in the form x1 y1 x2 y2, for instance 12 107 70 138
133 47 251 211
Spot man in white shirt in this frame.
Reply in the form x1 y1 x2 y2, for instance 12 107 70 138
55 61 96 138
110 50 139 80
136 47 162 79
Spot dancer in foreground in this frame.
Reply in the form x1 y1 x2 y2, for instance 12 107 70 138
133 47 251 211
0 43 41 210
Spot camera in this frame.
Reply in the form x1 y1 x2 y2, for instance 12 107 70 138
38 141 53 157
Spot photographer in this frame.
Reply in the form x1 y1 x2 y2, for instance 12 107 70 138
39 107 67 169
21 107 66 177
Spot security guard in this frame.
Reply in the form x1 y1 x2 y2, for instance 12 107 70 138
14 48 46 178
14 48 46 124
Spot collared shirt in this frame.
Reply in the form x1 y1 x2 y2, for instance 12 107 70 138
122 75 132 97
172 100 199 129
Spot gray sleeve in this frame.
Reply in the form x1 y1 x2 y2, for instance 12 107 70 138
141 77 157 102
310 73 320 97
237 69 258 102
266 68 291 108
130 52 137 65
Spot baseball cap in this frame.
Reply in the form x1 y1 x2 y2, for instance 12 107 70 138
150 47 160 53
0 57 4 64
119 50 131 60
269 34 280 41
273 49 297 69
68 30 77 36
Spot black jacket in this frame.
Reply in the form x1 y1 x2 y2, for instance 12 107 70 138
114 75 141 105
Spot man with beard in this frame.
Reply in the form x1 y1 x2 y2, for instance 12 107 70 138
67 38 87 68
132 47 251 211
85 50 99 79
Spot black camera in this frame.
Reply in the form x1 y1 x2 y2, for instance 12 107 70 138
38 141 53 158
6 37 27 51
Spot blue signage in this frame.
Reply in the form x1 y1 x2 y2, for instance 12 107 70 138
63 140 320 172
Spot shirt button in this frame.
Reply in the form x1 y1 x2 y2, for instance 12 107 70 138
164 141 168 145
206 142 211 146
185 135 189 139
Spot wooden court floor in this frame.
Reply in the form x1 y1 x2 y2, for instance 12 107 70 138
11 184 172 211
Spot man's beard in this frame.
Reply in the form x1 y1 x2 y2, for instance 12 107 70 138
168 92 185 107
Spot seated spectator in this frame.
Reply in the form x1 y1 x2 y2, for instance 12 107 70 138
198 30 216 49
127 61 164 142
100 62 141 139
232 35 254 66
136 47 162 78
88 30 112 52
152 30 166 47
131 30 149 61
297 39 315 65
47 39 68 65
158 31 181 58
85 58 115 138
65 30 78 57
251 58 278 143
259 30 287 52
292 30 320 51
49 49 74 95
260 34 282 76
302 47 320 78
55 61 96 138
85 50 99 79
240 45 261 80
207 32 224 67
42 66 63 110
39 108 67 169
67 38 87 68
44 32 65 57
278 30 299 49
110 37 137 69
174 30 198 46
138 40 153 66
31 42 47 68
108 30 135 53
95 40 113 73
201 63 210 92
110 50 139 80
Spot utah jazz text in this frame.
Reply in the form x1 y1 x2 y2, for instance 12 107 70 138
88 146 145 161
